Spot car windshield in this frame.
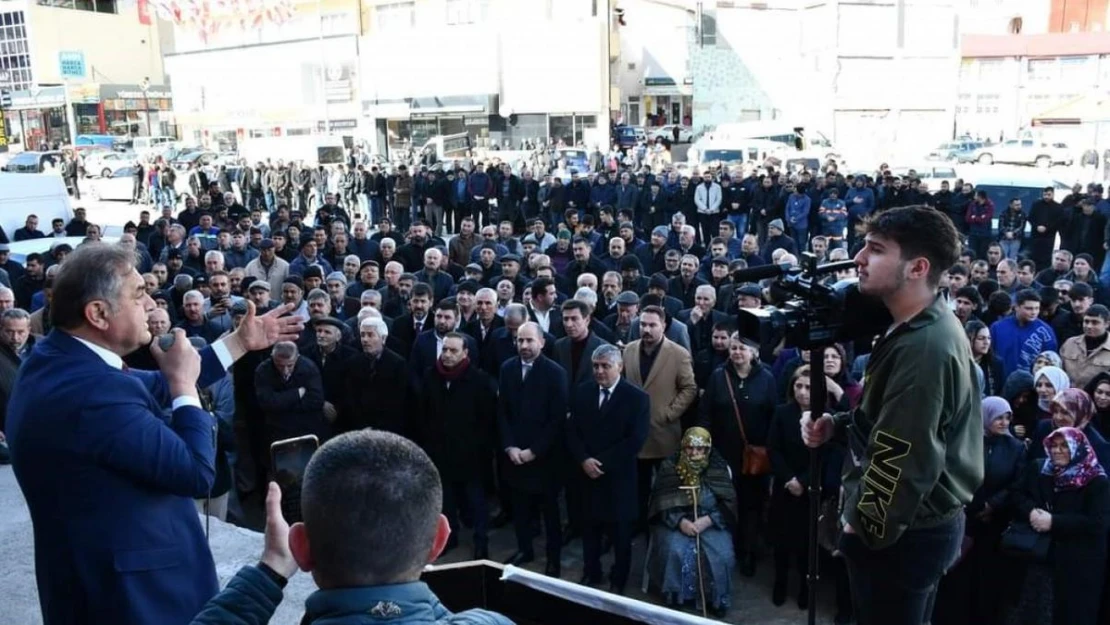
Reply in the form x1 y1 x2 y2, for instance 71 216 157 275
9 153 38 166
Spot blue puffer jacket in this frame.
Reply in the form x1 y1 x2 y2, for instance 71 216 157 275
190 566 516 625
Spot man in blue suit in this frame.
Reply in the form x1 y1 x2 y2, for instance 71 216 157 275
5 243 303 625
565 343 650 595
497 322 568 577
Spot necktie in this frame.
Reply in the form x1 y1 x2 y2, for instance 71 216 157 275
599 387 611 409
522 362 532 381
415 319 422 334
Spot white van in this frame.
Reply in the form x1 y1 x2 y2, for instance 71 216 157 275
239 135 347 167
0 173 73 240
131 136 178 156
689 138 787 168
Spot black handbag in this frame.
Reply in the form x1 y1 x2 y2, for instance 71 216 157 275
999 520 1050 563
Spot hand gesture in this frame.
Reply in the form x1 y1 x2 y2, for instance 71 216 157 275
232 301 305 353
689 307 703 324
800 411 834 448
259 482 298 579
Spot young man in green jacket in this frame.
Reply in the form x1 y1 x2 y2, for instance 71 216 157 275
189 430 514 625
802 204 984 625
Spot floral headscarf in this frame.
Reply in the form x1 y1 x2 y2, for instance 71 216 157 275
981 396 1012 436
1035 350 1063 371
1036 366 1071 412
1053 388 1096 430
676 427 712 487
1041 426 1106 491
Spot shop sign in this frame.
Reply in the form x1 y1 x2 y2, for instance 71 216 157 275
644 77 676 87
7 87 66 110
463 115 489 127
101 84 173 100
324 63 355 105
317 119 358 132
58 51 87 79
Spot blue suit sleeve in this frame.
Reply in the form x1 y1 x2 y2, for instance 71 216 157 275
85 379 216 498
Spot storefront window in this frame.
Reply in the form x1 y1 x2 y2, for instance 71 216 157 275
74 103 99 135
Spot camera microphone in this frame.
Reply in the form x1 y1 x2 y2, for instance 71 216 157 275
730 262 793 284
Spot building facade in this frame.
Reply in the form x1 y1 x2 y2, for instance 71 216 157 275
0 0 168 149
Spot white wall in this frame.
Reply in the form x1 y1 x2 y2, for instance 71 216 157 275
614 0 693 100
26 3 164 85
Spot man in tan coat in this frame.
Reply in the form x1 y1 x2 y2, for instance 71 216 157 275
1060 303 1110 389
622 304 698 532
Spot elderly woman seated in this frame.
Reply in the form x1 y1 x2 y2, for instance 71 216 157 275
644 427 737 617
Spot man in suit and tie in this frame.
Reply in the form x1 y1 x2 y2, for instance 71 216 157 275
464 287 504 351
621 305 698 532
676 284 733 354
554 299 610 390
527 276 564 338
389 281 433 357
566 344 650 595
498 322 569 577
410 298 480 389
6 244 302 625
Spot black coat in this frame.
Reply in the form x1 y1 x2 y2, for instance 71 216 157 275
416 362 497 481
301 343 357 405
676 308 731 354
1013 466 1110 625
565 379 650 522
698 362 778 477
497 355 569 493
389 312 429 358
483 326 555 378
339 349 409 436
967 433 1025 536
254 356 328 442
554 333 610 389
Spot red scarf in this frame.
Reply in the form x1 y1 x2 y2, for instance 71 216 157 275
436 356 470 382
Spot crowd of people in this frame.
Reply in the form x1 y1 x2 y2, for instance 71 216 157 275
5 146 1110 625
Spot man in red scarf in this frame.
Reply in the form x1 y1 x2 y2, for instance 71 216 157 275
415 332 498 559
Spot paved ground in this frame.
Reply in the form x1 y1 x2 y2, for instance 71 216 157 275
0 465 839 624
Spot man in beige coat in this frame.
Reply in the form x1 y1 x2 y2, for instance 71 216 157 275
622 304 698 532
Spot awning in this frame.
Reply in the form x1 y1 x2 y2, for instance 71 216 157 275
1032 94 1110 125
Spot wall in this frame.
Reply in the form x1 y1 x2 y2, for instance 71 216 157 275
614 0 694 103
26 3 163 85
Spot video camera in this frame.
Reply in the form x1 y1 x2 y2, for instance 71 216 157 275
735 253 892 350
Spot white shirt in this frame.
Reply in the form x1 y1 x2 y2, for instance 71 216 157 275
72 334 234 411
533 306 551 333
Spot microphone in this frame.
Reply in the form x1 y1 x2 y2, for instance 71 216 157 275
157 333 208 352
730 262 793 284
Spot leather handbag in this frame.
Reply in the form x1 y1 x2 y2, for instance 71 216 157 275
725 370 771 476
1000 520 1050 563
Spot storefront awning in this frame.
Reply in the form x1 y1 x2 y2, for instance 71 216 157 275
1032 94 1110 125
6 87 65 110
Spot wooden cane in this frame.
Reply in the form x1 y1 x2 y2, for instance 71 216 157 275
679 484 708 618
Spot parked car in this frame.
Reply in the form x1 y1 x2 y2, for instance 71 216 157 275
891 163 960 189
925 140 985 163
88 166 140 201
84 150 137 178
2 151 64 174
8 236 118 265
614 125 646 149
554 148 590 175
171 150 219 171
972 139 1073 167
132 135 178 156
648 124 694 144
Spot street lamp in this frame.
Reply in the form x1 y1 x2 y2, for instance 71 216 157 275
140 77 153 137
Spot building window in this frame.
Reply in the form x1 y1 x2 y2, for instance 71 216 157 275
35 0 117 13
1027 59 1056 82
376 2 414 30
1059 56 1090 83
975 94 1000 114
0 12 32 91
320 12 357 36
699 11 717 47
956 93 972 115
977 59 1004 81
446 0 488 25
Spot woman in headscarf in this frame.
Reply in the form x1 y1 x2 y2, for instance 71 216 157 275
820 344 862 409
1004 370 1038 439
935 397 1026 625
1029 388 1110 465
767 365 851 622
645 427 737 618
1032 350 1064 374
1083 371 1110 437
1030 366 1071 425
1006 427 1110 625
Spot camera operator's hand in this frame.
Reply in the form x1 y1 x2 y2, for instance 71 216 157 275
151 328 201 399
260 482 298 579
800 411 834 448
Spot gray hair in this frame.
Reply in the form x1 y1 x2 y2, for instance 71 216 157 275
357 306 382 322
359 317 389 338
183 289 204 304
573 287 598 308
360 289 382 304
345 254 361 265
307 288 329 302
591 343 623 365
380 237 396 250
695 284 717 300
272 341 298 359
475 287 497 302
680 225 696 237
204 250 224 264
2 308 30 322
503 303 528 324
49 243 139 330
0 286 13 299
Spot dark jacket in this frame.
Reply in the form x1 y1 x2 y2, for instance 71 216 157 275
965 433 1025 537
254 356 328 442
497 355 569 493
416 362 497 481
565 379 651 522
338 349 408 436
554 332 610 389
698 362 778 478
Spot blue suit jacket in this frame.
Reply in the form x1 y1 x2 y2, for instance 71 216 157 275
496 355 568 492
7 330 228 625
